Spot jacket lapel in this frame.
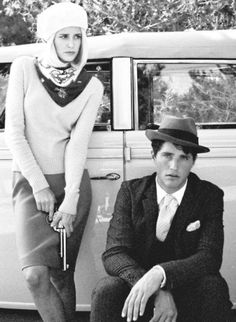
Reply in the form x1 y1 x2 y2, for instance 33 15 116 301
174 175 197 241
142 175 158 251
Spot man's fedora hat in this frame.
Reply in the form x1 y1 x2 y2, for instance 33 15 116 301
145 115 210 153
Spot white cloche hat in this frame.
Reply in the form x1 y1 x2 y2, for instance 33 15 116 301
37 2 88 42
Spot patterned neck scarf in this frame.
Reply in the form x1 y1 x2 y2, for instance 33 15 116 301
37 59 80 87
35 59 92 107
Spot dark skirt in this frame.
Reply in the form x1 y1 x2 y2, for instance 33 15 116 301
12 170 91 271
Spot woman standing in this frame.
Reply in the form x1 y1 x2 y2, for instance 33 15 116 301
5 2 103 321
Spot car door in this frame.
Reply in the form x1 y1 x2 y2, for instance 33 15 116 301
125 59 236 304
74 61 125 309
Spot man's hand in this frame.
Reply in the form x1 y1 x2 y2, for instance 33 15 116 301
34 187 56 219
150 290 177 322
50 210 75 237
122 267 164 322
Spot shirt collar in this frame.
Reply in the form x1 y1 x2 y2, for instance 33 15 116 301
155 175 187 206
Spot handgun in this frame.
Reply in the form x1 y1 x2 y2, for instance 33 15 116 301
46 213 69 271
57 227 69 271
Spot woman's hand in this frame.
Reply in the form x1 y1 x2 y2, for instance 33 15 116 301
50 211 75 237
34 187 56 219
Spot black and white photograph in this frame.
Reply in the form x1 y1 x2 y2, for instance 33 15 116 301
0 0 236 321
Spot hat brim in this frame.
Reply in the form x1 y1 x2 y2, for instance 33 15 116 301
145 130 210 153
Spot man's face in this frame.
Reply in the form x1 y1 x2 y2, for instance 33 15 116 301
153 141 195 193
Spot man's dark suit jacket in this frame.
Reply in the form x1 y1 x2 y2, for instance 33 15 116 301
102 172 224 291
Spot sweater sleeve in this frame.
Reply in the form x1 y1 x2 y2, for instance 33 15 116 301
58 77 104 215
5 57 49 193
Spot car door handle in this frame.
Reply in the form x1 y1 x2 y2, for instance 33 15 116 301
90 173 120 181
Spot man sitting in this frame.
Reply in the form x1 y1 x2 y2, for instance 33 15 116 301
91 115 232 322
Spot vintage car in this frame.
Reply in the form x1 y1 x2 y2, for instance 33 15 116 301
0 30 236 310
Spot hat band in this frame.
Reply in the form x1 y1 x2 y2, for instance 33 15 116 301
158 128 199 145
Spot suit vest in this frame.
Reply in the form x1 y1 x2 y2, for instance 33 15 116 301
148 214 177 268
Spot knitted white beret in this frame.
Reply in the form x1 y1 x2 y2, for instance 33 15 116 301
37 2 88 41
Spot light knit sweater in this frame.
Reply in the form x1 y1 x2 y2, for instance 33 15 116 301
5 56 103 215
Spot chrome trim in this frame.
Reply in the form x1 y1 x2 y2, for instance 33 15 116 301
112 58 133 130
90 172 120 180
133 59 236 64
133 60 139 131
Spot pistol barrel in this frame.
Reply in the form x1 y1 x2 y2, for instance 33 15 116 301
58 227 69 271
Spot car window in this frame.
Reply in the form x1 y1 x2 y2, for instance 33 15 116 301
0 61 111 131
136 62 236 129
85 61 111 131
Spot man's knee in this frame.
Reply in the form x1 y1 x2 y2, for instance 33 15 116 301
92 276 128 302
176 274 232 322
197 274 230 302
91 276 129 322
197 275 232 321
